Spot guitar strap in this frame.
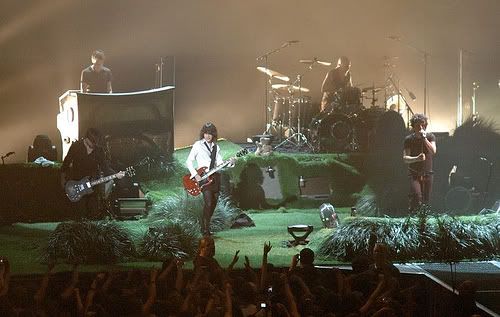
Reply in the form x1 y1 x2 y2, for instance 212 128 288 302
204 142 217 170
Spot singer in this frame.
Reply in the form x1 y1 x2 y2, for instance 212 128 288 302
403 114 437 212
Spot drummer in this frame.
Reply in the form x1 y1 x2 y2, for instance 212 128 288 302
320 56 352 112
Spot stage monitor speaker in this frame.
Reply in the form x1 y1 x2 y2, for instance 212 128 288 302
115 198 149 219
492 199 500 213
479 199 500 215
299 176 331 200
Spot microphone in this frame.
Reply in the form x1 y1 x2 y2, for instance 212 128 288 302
387 35 401 41
281 40 300 48
405 88 417 100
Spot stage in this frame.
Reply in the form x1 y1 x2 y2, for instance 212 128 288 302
0 139 499 315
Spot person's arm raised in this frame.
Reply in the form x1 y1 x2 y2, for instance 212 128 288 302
259 241 272 291
281 273 300 317
142 268 159 316
227 250 240 272
223 282 234 317
61 263 79 299
158 259 176 282
244 256 258 284
83 273 104 316
174 259 184 292
34 262 55 306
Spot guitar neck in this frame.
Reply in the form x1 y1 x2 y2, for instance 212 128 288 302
202 160 231 180
90 173 120 187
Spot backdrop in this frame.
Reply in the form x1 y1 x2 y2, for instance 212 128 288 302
0 0 499 162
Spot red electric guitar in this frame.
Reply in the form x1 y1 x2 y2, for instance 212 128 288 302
183 148 248 196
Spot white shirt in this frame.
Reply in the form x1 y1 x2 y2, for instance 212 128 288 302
186 139 223 178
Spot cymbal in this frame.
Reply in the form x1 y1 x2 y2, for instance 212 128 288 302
362 86 384 93
272 84 310 93
256 67 290 82
299 57 331 66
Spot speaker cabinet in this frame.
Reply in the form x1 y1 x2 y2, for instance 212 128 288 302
299 177 331 200
115 198 149 219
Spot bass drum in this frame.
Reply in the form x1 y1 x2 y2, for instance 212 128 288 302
338 87 362 114
386 94 410 127
310 112 356 153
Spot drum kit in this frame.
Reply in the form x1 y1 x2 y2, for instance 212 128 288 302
257 59 327 150
256 52 416 153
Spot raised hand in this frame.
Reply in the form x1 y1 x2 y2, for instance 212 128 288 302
230 250 240 265
175 258 184 269
263 241 272 256
244 256 251 269
150 267 159 283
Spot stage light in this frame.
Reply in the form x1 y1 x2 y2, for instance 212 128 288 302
287 224 313 247
319 203 339 228
266 166 275 179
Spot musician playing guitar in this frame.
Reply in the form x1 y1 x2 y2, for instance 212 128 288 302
186 123 235 236
61 128 125 218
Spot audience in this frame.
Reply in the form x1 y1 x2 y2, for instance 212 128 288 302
0 240 486 317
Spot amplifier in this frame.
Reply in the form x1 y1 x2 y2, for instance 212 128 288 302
299 176 331 200
115 198 149 219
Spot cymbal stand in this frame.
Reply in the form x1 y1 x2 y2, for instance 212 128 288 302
257 42 297 134
388 37 430 116
388 73 415 129
274 75 314 150
371 84 378 107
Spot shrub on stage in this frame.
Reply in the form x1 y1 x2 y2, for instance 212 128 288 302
42 221 135 264
318 214 500 262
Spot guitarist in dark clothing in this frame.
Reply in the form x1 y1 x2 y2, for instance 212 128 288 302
61 128 124 217
186 123 234 235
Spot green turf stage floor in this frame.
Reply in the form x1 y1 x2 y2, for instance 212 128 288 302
0 208 350 275
0 139 360 275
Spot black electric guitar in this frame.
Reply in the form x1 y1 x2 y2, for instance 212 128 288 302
65 166 135 202
183 148 248 196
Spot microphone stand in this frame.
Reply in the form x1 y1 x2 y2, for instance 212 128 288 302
389 37 430 117
257 42 297 134
1 152 15 165
388 74 414 128
481 157 494 209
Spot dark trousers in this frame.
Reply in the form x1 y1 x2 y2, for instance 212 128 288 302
201 173 220 234
74 191 100 219
409 174 433 212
